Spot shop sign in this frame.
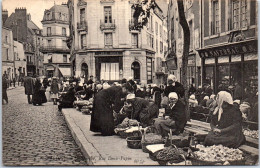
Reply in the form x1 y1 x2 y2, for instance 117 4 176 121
199 40 257 58
188 55 195 65
130 52 142 55
95 51 123 56
146 52 155 57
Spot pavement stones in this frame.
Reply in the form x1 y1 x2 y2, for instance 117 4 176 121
2 87 88 166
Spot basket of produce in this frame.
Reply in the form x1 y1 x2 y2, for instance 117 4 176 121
114 128 128 138
125 126 142 138
141 132 164 153
190 144 245 165
146 144 165 161
156 146 187 165
126 136 142 149
165 129 190 148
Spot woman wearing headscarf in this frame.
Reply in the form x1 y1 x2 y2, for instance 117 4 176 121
50 77 59 105
164 74 185 98
90 82 131 136
154 92 186 137
204 91 245 148
32 77 47 106
118 94 159 127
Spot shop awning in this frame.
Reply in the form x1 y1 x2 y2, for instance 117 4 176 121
59 68 71 77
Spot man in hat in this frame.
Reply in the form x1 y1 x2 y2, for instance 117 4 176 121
24 74 35 104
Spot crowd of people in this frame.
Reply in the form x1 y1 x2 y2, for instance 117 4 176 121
2 72 258 149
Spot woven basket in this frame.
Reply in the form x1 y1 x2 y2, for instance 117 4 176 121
126 136 142 149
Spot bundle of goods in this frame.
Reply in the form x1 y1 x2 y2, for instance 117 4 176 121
243 129 258 139
74 100 93 113
115 118 140 138
117 118 139 128
141 133 164 153
191 144 245 165
156 146 187 165
125 126 142 138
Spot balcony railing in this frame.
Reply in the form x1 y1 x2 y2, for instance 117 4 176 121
39 46 70 53
44 33 68 37
77 21 88 32
100 0 115 3
100 19 116 31
129 19 141 31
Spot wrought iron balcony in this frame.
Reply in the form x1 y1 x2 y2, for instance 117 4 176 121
44 33 68 37
100 19 116 31
77 21 88 32
39 46 70 53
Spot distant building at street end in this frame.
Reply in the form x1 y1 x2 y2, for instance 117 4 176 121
14 41 27 80
41 3 71 78
4 8 44 76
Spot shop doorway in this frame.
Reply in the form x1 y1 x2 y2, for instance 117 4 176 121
131 61 140 81
81 63 88 81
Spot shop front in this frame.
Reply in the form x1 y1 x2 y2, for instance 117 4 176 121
198 39 258 99
95 51 123 83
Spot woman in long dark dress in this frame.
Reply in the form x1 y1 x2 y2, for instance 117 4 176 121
204 91 245 148
90 83 131 136
32 77 47 106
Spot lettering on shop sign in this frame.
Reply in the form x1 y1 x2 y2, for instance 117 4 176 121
130 52 142 55
199 41 257 58
95 51 123 56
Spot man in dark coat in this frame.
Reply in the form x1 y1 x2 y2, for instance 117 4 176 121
164 74 185 98
90 84 130 136
24 75 34 104
86 75 94 85
2 76 8 104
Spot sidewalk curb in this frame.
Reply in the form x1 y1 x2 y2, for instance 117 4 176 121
62 109 108 165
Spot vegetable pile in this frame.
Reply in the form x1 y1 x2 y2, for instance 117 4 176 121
243 129 258 139
193 144 244 162
156 146 186 162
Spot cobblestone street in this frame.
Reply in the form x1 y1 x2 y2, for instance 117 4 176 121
2 87 88 166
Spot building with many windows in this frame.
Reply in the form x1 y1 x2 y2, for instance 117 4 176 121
198 0 258 98
4 8 44 76
41 3 71 78
67 0 167 84
2 27 15 80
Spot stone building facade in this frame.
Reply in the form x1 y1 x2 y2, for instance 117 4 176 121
41 3 71 78
67 0 167 84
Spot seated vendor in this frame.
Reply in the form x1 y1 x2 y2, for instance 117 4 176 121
154 92 187 137
58 84 76 111
204 91 246 148
117 94 159 127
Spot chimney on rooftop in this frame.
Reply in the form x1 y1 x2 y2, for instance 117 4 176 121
2 9 8 25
